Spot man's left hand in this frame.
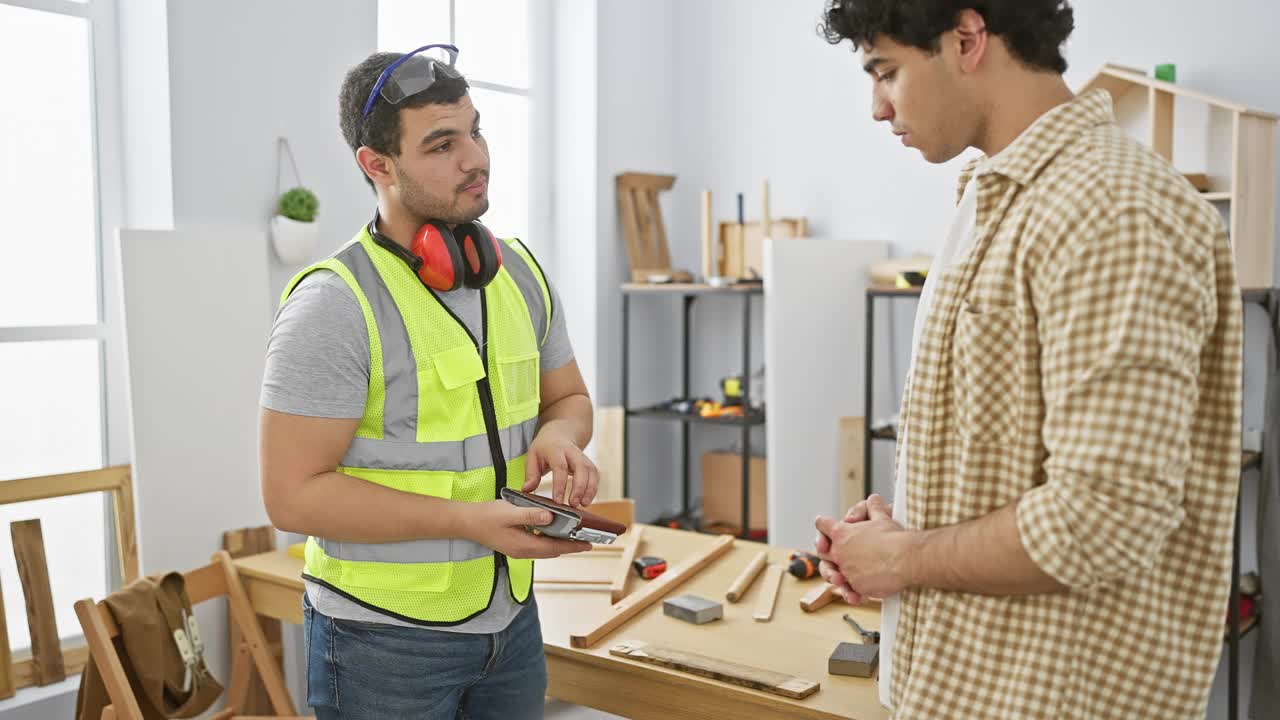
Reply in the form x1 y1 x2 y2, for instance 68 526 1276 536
815 494 917 601
523 421 598 507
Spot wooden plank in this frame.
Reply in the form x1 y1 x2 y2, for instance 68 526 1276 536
1150 88 1174 161
611 525 643 604
11 520 64 685
837 417 866 513
635 191 664 270
0 466 128 505
649 190 672 269
800 584 837 613
223 527 284 716
725 551 767 603
111 469 139 582
1232 112 1277 288
594 407 626 501
752 564 785 622
572 534 734 648
609 641 819 700
0 572 12 699
616 183 646 272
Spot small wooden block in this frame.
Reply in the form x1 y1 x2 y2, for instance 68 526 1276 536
829 642 879 678
800 583 837 613
611 640 820 699
663 594 723 625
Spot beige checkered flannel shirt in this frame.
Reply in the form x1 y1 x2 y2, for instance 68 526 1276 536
889 90 1243 719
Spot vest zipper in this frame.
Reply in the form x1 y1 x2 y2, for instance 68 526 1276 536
476 291 510 577
425 287 512 592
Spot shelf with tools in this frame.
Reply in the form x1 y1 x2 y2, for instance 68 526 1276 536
621 282 765 540
628 407 766 427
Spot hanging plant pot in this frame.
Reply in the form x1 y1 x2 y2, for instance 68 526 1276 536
270 215 319 264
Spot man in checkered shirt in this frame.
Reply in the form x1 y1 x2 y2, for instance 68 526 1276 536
814 1 1243 718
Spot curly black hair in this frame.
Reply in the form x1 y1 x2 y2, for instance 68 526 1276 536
819 0 1075 74
339 52 471 189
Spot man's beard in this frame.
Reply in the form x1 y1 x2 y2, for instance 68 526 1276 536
394 163 490 225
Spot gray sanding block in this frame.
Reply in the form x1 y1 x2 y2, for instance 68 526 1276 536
662 594 723 625
829 641 879 678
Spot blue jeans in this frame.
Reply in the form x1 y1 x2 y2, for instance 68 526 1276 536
303 594 547 720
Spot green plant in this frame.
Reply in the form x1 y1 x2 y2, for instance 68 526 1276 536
277 187 319 223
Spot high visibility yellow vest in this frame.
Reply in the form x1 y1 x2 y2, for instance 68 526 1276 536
281 227 552 625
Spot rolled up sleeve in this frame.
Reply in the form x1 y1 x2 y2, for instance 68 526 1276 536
1017 206 1212 590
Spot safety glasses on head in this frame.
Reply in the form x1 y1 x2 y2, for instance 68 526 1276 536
360 44 461 143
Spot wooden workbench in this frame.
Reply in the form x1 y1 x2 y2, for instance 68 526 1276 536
232 524 888 720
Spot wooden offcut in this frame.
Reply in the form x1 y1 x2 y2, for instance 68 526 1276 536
11 520 64 685
725 551 767 603
572 534 734 648
222 526 283 716
753 564 785 622
718 217 807 280
800 584 838 613
0 574 13 699
609 640 820 700
611 525 644 604
617 172 680 282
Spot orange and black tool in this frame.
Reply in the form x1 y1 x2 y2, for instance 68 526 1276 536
788 551 821 580
633 556 667 580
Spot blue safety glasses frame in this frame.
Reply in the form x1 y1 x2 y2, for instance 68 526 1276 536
359 43 461 145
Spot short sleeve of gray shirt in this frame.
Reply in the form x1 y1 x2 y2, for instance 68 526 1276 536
260 251 574 633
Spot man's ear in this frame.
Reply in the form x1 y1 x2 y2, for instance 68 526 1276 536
356 146 395 188
951 8 989 74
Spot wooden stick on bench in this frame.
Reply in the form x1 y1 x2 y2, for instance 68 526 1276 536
572 534 734 649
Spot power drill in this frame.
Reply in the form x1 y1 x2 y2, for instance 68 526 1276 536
788 550 821 580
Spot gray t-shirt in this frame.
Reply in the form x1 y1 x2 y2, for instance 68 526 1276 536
260 252 573 633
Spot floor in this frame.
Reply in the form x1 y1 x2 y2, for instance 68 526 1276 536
545 699 627 719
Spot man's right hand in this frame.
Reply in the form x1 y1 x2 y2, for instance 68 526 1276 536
458 500 593 560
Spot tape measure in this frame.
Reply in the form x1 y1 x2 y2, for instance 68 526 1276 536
633 556 667 580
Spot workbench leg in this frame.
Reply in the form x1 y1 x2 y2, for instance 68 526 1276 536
741 295 752 539
682 295 694 517
864 294 874 500
622 293 630 498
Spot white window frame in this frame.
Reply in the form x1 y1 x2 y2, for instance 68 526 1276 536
0 0 129 660
378 0 553 255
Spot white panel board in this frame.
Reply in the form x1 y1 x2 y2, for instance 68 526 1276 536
764 238 888 549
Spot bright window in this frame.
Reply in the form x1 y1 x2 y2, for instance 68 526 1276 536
0 0 119 653
378 0 534 244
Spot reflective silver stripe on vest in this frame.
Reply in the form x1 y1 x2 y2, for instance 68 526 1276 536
502 242 550 345
316 536 492 564
340 416 537 471
336 241 419 442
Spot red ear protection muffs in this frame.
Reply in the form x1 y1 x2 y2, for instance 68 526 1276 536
411 220 503 291
369 213 503 292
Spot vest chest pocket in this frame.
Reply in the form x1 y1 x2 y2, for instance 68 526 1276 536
495 351 540 417
419 345 487 442
953 303 1022 442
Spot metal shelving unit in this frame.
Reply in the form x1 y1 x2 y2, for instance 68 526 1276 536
621 282 764 539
